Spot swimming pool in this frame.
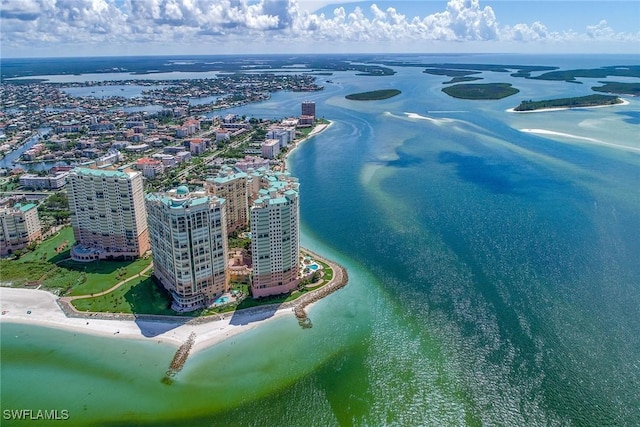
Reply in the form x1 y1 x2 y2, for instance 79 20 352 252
214 296 229 305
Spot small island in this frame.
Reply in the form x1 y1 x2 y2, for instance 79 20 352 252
513 94 623 112
345 89 401 101
592 82 640 96
442 83 519 100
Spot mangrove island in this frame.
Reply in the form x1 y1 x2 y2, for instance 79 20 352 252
345 89 402 101
442 83 519 100
514 94 623 112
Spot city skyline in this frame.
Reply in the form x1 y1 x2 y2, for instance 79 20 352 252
1 0 638 58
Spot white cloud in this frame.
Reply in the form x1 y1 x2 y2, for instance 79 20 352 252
502 22 549 42
585 20 616 40
0 0 638 55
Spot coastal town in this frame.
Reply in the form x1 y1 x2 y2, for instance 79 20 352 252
0 73 346 323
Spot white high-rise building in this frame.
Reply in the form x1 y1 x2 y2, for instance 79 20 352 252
205 166 249 234
0 203 42 256
67 167 149 261
250 171 300 298
146 186 229 312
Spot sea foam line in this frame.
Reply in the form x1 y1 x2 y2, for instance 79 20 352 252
520 128 640 153
383 111 456 125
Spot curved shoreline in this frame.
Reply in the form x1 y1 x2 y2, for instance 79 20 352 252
284 120 332 163
1 249 348 355
1 120 346 358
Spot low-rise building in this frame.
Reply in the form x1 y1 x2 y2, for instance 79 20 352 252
151 153 177 167
267 126 296 148
19 171 69 190
234 156 271 172
188 138 208 155
215 129 231 142
175 151 192 163
135 157 165 178
124 143 150 153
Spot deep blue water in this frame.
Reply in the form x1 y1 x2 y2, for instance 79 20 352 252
2 54 639 426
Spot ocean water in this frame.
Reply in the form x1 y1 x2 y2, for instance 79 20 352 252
2 54 639 426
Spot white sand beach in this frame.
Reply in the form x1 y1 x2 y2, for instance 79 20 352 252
283 120 332 162
0 287 293 354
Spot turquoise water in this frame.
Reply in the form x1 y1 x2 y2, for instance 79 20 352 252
2 54 639 426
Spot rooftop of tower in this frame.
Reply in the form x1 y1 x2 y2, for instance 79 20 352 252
71 166 137 179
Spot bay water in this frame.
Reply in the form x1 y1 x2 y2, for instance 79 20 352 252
2 54 639 426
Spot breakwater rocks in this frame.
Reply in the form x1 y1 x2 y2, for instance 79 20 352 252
292 252 349 329
162 332 196 385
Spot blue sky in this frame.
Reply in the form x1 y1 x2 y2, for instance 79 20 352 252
1 0 638 57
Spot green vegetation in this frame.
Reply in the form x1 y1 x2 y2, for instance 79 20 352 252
0 259 82 293
2 226 152 296
228 232 251 251
442 83 519 100
62 257 152 296
423 68 482 78
2 223 338 319
71 275 174 315
18 226 74 263
444 76 483 84
420 63 557 79
0 176 20 192
514 94 622 112
592 82 640 96
38 192 70 225
345 89 401 101
530 66 640 83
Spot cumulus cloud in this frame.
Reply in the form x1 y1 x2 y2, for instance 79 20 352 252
502 22 549 42
0 0 638 53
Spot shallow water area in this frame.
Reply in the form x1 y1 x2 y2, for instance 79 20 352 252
2 53 639 426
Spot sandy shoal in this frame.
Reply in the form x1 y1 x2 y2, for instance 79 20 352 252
0 287 293 354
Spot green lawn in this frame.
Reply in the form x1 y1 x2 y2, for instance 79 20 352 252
19 226 74 263
62 257 153 296
2 225 152 296
71 275 175 315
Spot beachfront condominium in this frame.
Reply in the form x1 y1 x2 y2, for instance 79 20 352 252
204 166 249 234
67 167 150 261
0 203 42 256
301 101 316 119
146 186 230 312
250 170 300 298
